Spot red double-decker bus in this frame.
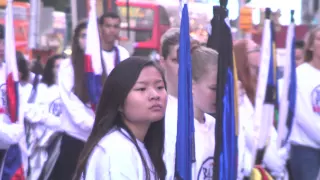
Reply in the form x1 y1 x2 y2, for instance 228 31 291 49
116 0 171 57
0 1 30 56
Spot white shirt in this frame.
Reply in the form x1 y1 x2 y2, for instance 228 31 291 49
102 45 130 75
163 95 178 180
25 83 62 128
237 92 287 179
289 63 320 149
58 58 95 141
85 128 156 180
163 95 216 180
193 114 215 180
24 83 62 180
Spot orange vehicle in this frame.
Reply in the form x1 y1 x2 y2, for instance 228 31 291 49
0 1 30 56
116 0 171 57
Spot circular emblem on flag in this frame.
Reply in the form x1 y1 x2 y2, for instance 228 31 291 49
197 157 214 180
49 98 62 117
311 85 320 115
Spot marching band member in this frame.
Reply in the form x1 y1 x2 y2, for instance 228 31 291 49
160 28 217 179
49 20 92 180
0 55 24 177
234 39 288 179
16 51 33 176
25 54 64 179
289 27 320 180
52 13 129 179
74 57 167 180
159 28 180 180
189 42 217 179
99 12 130 74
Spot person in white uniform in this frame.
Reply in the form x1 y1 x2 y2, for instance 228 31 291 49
159 28 180 180
49 20 92 180
25 54 64 180
73 57 167 180
160 28 217 179
0 51 25 178
289 27 320 180
189 42 217 180
233 39 288 179
99 12 130 74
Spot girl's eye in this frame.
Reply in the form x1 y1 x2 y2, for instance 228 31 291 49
157 86 165 90
136 88 146 91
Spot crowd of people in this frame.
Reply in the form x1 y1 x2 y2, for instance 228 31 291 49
0 9 319 180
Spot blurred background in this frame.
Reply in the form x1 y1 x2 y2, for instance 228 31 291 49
0 0 318 72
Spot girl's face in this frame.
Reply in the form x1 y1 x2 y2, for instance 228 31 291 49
309 31 320 59
160 44 179 96
247 40 261 78
78 28 87 51
192 66 217 114
122 66 167 124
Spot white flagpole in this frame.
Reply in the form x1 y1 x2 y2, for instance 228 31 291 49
251 10 272 167
28 0 40 50
5 0 18 81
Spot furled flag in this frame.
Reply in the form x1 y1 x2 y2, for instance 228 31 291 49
206 0 238 179
2 0 25 179
174 0 195 179
84 0 102 110
252 7 277 166
277 10 297 148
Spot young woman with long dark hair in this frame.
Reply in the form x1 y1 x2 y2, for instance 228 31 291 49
73 57 167 180
49 20 93 180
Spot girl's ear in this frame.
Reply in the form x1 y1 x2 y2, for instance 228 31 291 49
309 42 315 51
192 79 196 96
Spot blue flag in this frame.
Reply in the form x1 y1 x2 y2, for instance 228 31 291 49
206 4 238 179
277 10 297 147
220 68 238 180
175 3 195 180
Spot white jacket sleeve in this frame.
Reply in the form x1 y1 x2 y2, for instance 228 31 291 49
294 89 320 145
85 146 138 180
25 85 61 128
263 127 287 176
0 114 24 149
59 60 94 131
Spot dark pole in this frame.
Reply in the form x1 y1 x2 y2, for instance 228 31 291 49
126 0 130 38
104 0 117 13
103 0 107 13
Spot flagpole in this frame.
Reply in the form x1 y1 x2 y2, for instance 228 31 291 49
251 7 274 167
6 0 18 82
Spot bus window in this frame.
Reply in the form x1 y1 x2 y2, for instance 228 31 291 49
159 6 170 25
118 6 154 42
120 29 152 42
